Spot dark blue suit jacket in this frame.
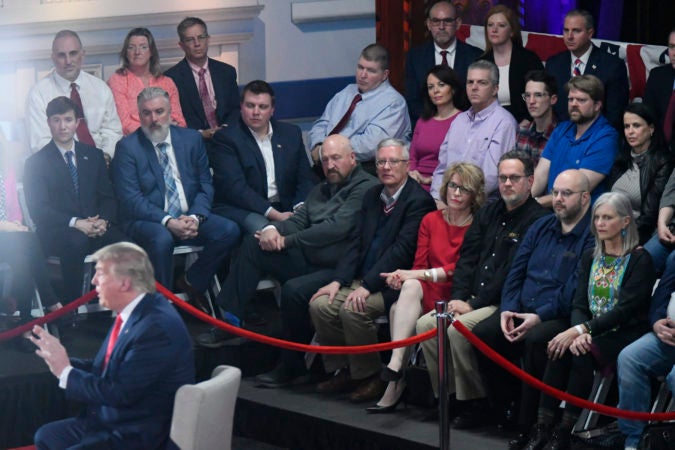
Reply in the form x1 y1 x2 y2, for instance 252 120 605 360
332 180 436 310
209 115 314 224
644 64 675 137
545 44 629 127
24 140 117 244
111 126 214 229
67 293 194 449
405 40 482 123
164 57 239 130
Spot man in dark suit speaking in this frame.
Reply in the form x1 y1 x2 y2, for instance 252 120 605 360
165 17 239 141
31 242 195 449
111 87 239 297
209 80 314 234
24 96 127 303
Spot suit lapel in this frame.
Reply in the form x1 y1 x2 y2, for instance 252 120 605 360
46 142 79 205
74 143 93 208
270 122 285 191
170 127 189 185
209 59 227 119
139 131 166 198
179 59 208 125
102 294 149 375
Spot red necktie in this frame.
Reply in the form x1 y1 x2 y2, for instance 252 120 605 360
440 50 449 67
572 58 582 77
198 68 218 129
664 90 675 143
103 315 123 368
69 83 96 147
329 94 362 135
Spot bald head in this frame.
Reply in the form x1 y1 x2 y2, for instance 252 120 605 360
320 135 357 184
551 169 590 225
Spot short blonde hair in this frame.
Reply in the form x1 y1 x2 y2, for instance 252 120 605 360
439 162 486 213
92 242 156 293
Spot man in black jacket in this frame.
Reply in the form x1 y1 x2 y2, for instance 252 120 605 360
308 138 436 403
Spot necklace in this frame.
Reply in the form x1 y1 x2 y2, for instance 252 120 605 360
444 209 472 227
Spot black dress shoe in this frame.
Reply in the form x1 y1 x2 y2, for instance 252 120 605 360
541 428 571 450
195 327 236 348
255 362 309 388
522 423 552 450
366 380 407 414
175 275 211 314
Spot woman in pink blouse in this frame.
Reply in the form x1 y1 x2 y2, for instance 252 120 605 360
108 28 186 135
408 65 466 192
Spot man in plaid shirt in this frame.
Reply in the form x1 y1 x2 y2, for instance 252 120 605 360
516 70 558 167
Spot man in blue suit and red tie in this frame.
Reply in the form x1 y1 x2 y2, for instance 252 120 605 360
31 242 195 449
111 87 239 307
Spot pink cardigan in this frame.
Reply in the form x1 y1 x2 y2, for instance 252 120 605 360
108 70 187 135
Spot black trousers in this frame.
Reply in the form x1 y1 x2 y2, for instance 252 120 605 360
472 309 568 427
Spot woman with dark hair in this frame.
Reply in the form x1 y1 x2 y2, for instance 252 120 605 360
367 163 485 413
479 5 543 122
408 65 465 192
516 192 654 450
608 102 674 245
108 27 186 135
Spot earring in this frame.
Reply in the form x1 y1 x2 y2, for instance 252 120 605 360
621 228 626 237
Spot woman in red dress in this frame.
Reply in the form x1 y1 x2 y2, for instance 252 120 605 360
367 162 486 412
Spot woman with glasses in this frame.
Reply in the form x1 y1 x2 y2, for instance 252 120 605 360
517 192 654 450
108 28 186 135
366 163 485 413
478 5 543 123
408 65 466 192
608 102 673 245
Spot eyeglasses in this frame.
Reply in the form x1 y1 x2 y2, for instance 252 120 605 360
127 45 149 53
498 174 526 184
428 17 457 27
550 189 585 198
521 92 549 101
447 182 472 195
375 159 408 168
182 34 209 46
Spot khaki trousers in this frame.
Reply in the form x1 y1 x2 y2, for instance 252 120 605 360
309 280 385 380
416 305 497 400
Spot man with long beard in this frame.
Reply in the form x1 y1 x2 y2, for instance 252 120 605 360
111 87 239 299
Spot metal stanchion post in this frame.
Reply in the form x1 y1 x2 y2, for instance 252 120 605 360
435 300 451 450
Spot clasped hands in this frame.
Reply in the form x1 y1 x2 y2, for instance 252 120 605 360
74 215 108 238
255 227 286 252
309 281 371 313
167 215 199 240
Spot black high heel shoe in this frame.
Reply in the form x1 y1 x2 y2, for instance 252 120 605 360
380 366 403 382
365 380 407 414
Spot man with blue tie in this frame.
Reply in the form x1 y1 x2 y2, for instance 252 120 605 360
24 96 127 304
31 242 195 450
111 87 239 304
165 17 240 141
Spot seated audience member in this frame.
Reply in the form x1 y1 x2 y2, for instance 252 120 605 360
644 168 675 275
31 242 194 450
617 263 675 450
198 135 378 363
643 27 675 149
209 80 314 234
0 130 62 351
532 75 619 207
24 96 127 304
545 9 628 129
111 87 239 308
308 44 411 174
165 17 240 141
368 163 485 413
418 151 548 427
408 65 465 192
519 192 654 450
516 70 559 167
473 170 593 440
108 27 186 135
309 138 435 403
430 60 518 202
608 103 674 244
405 0 480 123
478 5 544 123
26 30 122 158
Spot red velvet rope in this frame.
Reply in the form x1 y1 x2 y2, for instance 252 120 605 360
451 319 675 422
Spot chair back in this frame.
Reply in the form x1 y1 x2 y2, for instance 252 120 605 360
169 365 241 450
